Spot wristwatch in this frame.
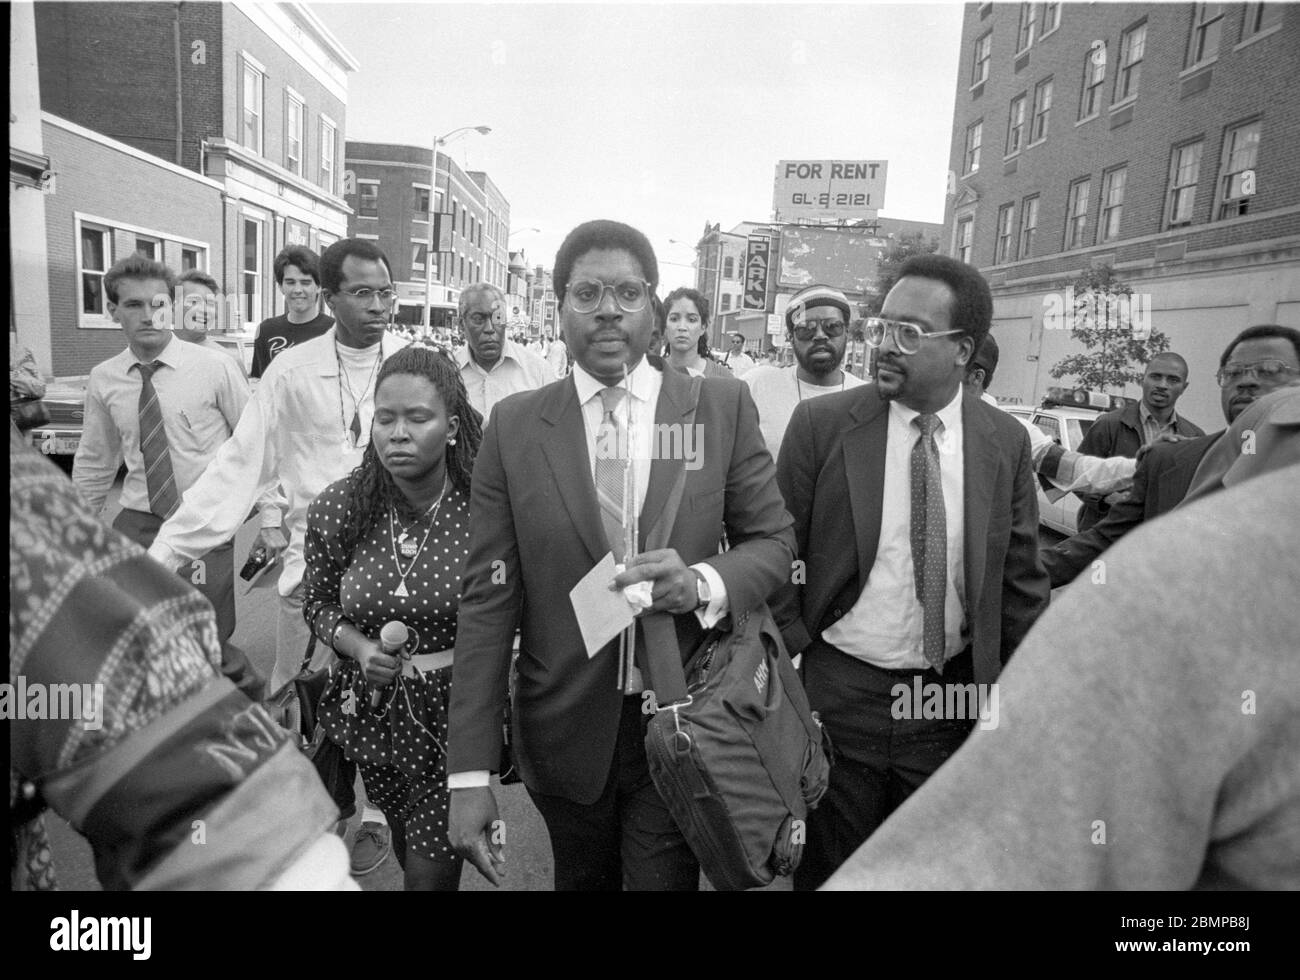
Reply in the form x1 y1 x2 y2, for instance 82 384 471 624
693 569 711 611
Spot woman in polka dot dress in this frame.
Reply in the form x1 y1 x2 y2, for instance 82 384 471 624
304 346 482 891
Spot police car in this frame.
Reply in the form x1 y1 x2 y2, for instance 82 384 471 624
1002 387 1135 536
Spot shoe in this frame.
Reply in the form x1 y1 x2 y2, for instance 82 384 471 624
350 821 390 876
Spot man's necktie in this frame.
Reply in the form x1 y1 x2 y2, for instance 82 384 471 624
910 413 947 671
594 386 629 562
133 361 179 520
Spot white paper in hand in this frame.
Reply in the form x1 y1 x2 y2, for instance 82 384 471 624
569 552 635 659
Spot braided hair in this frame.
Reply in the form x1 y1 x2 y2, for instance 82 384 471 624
336 345 483 557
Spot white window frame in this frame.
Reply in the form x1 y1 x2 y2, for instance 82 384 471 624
971 31 992 87
357 179 380 219
1018 196 1039 259
1016 2 1037 53
1216 120 1261 220
995 203 1015 264
954 216 974 264
1065 177 1091 250
413 182 431 218
133 234 161 261
411 240 427 272
241 212 265 329
1166 141 1204 228
1241 2 1284 42
241 54 265 156
1115 22 1146 105
181 246 203 272
1078 44 1106 121
1186 3 1225 68
286 89 305 177
1039 2 1061 38
1101 166 1127 242
319 114 337 195
1030 77 1053 144
1006 94 1027 157
77 221 113 326
964 119 983 175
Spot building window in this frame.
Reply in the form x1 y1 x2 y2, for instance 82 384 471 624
358 180 379 218
412 241 427 271
723 256 735 279
995 204 1015 264
181 247 201 272
1166 141 1203 227
955 217 973 264
1040 2 1061 36
242 216 264 325
241 60 264 155
1017 2 1037 52
1187 3 1225 66
972 30 992 86
80 224 111 316
1006 94 1027 155
1030 78 1053 143
320 117 337 194
1101 166 1127 241
1243 2 1283 37
1217 120 1261 219
1018 196 1039 258
286 93 304 176
1065 178 1091 249
720 294 731 312
1116 22 1146 103
134 236 159 261
1079 44 1106 120
964 120 983 174
414 185 430 215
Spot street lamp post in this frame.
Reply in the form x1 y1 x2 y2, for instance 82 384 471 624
424 125 491 333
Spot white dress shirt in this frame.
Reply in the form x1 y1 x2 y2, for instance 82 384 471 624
823 388 968 668
74 336 249 515
456 338 554 422
148 328 408 597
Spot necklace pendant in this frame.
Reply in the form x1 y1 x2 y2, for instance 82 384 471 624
393 580 410 598
399 538 419 558
350 410 362 444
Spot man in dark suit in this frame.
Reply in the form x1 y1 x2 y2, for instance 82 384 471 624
1043 323 1300 587
1074 352 1203 531
447 220 795 890
771 253 1050 891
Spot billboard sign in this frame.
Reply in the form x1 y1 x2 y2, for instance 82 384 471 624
743 235 771 311
772 160 887 223
777 226 887 295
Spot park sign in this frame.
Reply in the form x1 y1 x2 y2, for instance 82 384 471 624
772 160 888 223
743 235 771 311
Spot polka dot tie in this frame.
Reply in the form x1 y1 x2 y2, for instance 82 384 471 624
911 413 947 671
594 386 629 562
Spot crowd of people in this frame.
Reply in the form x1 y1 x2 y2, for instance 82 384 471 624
9 217 1298 891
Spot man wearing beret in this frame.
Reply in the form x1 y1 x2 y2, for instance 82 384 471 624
742 284 869 455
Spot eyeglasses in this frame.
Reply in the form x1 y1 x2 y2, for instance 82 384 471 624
340 287 397 303
1215 358 1298 388
864 317 965 355
566 278 652 314
791 317 847 342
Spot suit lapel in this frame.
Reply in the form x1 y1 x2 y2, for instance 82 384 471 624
962 394 998 612
639 367 691 546
540 377 608 564
842 395 889 582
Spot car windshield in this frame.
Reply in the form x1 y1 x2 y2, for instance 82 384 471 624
1069 418 1092 447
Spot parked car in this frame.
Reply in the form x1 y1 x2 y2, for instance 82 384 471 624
1000 387 1134 536
26 376 89 472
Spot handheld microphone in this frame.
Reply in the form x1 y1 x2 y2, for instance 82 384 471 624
371 620 409 708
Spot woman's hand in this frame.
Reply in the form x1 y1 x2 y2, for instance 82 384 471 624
353 638 400 689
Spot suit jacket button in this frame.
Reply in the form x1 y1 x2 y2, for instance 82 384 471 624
832 607 843 618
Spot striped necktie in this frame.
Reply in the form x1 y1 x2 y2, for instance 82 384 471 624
594 386 629 562
133 361 179 520
911 413 947 671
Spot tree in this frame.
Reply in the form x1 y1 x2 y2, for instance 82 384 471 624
1048 265 1170 392
860 232 940 321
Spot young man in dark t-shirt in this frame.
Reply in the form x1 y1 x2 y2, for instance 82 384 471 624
251 246 334 378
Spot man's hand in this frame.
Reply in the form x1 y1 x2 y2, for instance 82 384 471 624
254 526 289 563
612 549 700 615
449 787 505 886
1136 433 1191 464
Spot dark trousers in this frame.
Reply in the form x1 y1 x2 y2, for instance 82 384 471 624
794 638 976 891
527 695 699 891
112 508 260 697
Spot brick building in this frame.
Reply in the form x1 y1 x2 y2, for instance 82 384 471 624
944 1 1300 426
35 1 359 331
344 141 513 329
